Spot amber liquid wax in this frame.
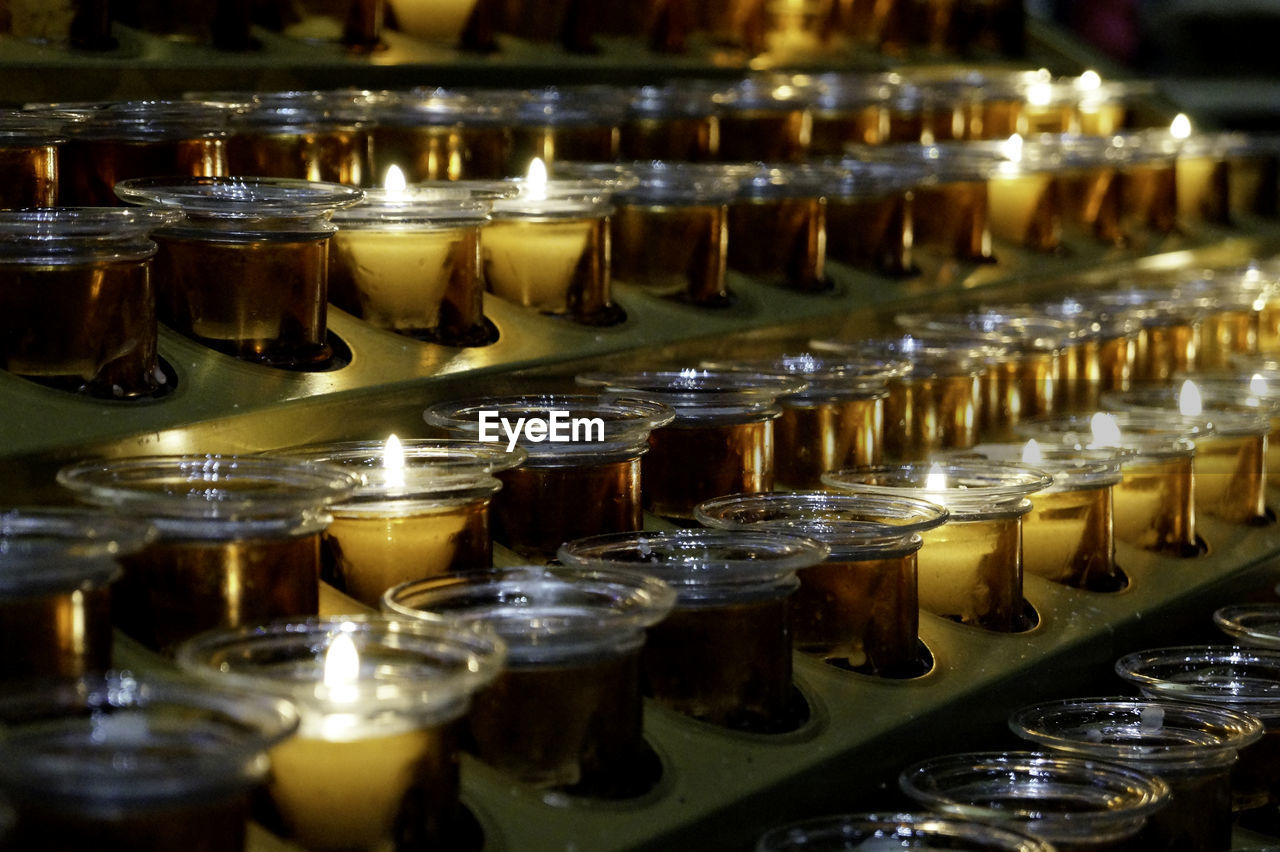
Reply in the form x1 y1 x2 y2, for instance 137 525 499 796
8 790 251 852
506 125 618 173
825 192 915 276
1197 309 1256 371
775 396 883 489
978 352 1059 442
225 127 371 185
117 534 320 652
611 202 728 305
268 722 462 851
619 116 718 161
884 373 980 461
467 649 644 795
370 124 511 182
330 225 487 344
1229 152 1279 218
1132 321 1198 382
986 172 1061 252
643 597 794 731
495 459 641 561
153 231 331 367
716 110 811 163
60 137 226 206
1023 487 1120 590
323 501 490 607
1120 161 1179 237
1195 434 1268 525
0 143 58 207
1058 165 1127 246
728 197 827 291
644 420 773 520
1112 457 1198 557
791 554 918 673
911 181 993 262
1177 155 1232 227
917 517 1023 631
0 586 111 681
809 106 886 153
0 259 160 398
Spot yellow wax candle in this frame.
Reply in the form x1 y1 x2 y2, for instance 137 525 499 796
388 0 479 42
1112 455 1196 554
1176 154 1230 225
483 218 594 313
1194 433 1268 524
330 228 464 331
917 518 1022 630
324 502 486 607
986 172 1059 250
269 723 452 852
1023 486 1113 587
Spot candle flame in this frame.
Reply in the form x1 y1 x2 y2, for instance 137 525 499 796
1170 113 1192 140
1076 70 1102 91
1026 76 1053 108
525 157 548 202
1178 379 1203 417
322 629 360 703
384 433 406 489
383 164 407 195
1091 412 1122 446
924 462 948 492
1021 439 1044 465
1251 373 1269 397
1002 134 1024 163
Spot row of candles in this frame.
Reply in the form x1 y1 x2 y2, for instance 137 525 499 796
6 257 1280 846
3 0 1026 59
0 75 1276 399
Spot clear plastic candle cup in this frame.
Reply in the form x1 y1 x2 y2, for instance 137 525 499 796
559 529 828 731
0 507 154 681
57 454 356 652
0 111 65 209
424 394 674 560
1010 696 1264 852
272 438 525 607
695 490 948 674
176 615 504 850
823 461 1052 631
755 812 1054 851
0 671 299 852
383 566 673 797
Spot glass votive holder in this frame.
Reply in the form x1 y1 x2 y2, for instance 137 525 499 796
0 671 299 852
115 176 364 368
1215 603 1280 649
1083 288 1206 383
1115 646 1280 821
1172 274 1265 371
1011 697 1263 852
713 76 813 163
824 157 926 276
367 88 514 182
899 750 1170 852
482 171 620 324
1034 296 1141 409
947 442 1124 591
558 529 827 731
1015 411 1205 557
576 369 807 521
726 163 837 292
330 182 497 345
177 615 504 850
812 334 987 461
423 394 674 560
382 566 674 796
755 812 1055 851
695 491 948 674
1115 131 1180 237
700 353 902 489
806 73 896 153
272 438 524 608
1104 383 1270 525
620 82 721 161
1227 136 1280 219
386 0 479 44
276 0 384 50
57 454 356 653
0 208 180 399
0 507 154 682
822 461 1052 632
985 141 1067 253
1174 132 1252 228
560 160 738 306
0 111 64 209
43 100 230 207
224 102 372 186
504 86 627 173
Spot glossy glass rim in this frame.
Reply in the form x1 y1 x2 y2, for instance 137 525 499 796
1214 603 1280 650
115 176 366 217
822 462 1052 518
754 811 1054 852
0 507 156 594
1114 645 1280 717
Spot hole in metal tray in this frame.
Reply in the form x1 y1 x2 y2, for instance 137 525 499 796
823 639 936 680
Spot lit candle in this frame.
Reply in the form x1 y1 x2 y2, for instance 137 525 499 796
823 461 1051 632
986 135 1062 252
387 0 479 43
274 437 522 607
482 158 619 323
176 616 505 851
329 167 497 345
